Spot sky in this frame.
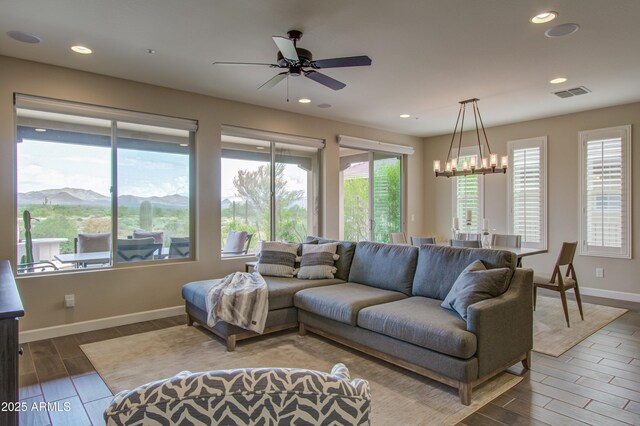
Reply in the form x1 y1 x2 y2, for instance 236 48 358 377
18 139 189 197
18 139 305 199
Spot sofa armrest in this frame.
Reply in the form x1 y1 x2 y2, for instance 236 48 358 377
466 268 533 377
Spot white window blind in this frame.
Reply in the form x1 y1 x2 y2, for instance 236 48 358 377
580 125 631 258
507 137 547 249
452 151 483 232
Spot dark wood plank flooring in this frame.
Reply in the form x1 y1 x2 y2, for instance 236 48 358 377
18 296 640 425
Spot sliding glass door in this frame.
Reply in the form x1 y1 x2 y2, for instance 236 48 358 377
340 149 403 243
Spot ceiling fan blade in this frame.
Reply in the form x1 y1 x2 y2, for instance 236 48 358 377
304 71 346 91
311 55 372 69
272 36 299 62
213 61 277 67
258 72 288 90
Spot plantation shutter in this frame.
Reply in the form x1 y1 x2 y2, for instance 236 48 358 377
579 126 631 258
507 137 547 249
455 154 482 231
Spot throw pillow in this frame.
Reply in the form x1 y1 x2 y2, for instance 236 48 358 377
255 241 300 277
297 243 340 279
441 260 512 320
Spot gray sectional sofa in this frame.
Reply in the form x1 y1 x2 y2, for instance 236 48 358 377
182 238 533 405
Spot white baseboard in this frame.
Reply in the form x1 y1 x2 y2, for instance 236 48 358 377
579 286 640 304
19 305 185 343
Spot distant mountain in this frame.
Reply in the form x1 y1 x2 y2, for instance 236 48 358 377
19 188 188 208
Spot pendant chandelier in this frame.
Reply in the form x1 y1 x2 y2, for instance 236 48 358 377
433 98 507 177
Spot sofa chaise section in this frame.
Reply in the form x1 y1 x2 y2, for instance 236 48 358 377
183 276 344 351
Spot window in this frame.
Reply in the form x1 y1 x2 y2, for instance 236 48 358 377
16 95 196 273
337 135 412 243
220 126 322 255
452 149 484 232
579 125 631 258
507 137 547 249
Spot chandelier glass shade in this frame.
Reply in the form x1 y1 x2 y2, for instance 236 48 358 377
434 98 507 177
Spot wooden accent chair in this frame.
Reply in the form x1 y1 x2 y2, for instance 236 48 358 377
533 242 584 327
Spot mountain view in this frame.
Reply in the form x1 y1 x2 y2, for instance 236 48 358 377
19 188 189 208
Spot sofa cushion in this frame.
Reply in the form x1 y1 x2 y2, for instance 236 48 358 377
294 283 407 326
348 241 418 295
441 260 513 320
412 245 516 300
255 241 300 277
306 236 356 281
357 297 477 359
104 364 370 426
297 243 339 279
183 277 344 312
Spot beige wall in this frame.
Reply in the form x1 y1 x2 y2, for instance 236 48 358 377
0 56 424 331
423 102 640 297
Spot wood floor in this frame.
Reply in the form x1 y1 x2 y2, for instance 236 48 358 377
18 295 640 426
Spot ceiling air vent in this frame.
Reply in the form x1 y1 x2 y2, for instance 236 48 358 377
554 86 591 98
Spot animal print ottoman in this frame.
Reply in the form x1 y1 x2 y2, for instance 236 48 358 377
104 363 370 425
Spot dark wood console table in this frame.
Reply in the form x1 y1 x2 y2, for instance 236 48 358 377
0 260 24 426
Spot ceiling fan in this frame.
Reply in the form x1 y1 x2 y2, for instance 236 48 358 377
213 30 372 91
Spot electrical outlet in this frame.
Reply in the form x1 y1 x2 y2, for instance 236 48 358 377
64 294 75 308
410 214 415 222
595 267 604 278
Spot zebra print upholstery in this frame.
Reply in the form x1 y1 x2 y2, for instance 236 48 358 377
104 363 370 425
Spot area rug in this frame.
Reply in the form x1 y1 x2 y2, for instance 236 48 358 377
81 326 521 426
533 296 627 357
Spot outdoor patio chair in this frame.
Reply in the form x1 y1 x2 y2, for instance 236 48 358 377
116 238 162 262
221 230 253 255
169 237 190 258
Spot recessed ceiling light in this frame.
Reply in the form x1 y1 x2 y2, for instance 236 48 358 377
298 98 311 104
545 23 580 38
7 30 41 44
146 49 156 54
399 114 411 119
179 143 188 147
34 128 47 132
256 146 265 150
550 77 567 84
530 11 557 24
71 45 92 54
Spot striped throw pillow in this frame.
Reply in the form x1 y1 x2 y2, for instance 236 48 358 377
255 241 300 277
297 243 340 279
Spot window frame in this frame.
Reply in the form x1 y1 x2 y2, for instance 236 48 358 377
220 126 323 256
579 125 632 259
451 147 485 233
507 136 548 250
14 94 197 273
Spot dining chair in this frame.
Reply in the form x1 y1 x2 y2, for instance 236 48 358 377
533 242 583 327
116 238 162 262
222 230 253 255
450 239 481 248
169 237 190 258
410 236 436 246
490 234 522 248
491 234 523 265
456 233 481 241
389 232 407 244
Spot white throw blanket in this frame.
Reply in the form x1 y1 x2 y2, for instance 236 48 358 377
205 272 269 334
